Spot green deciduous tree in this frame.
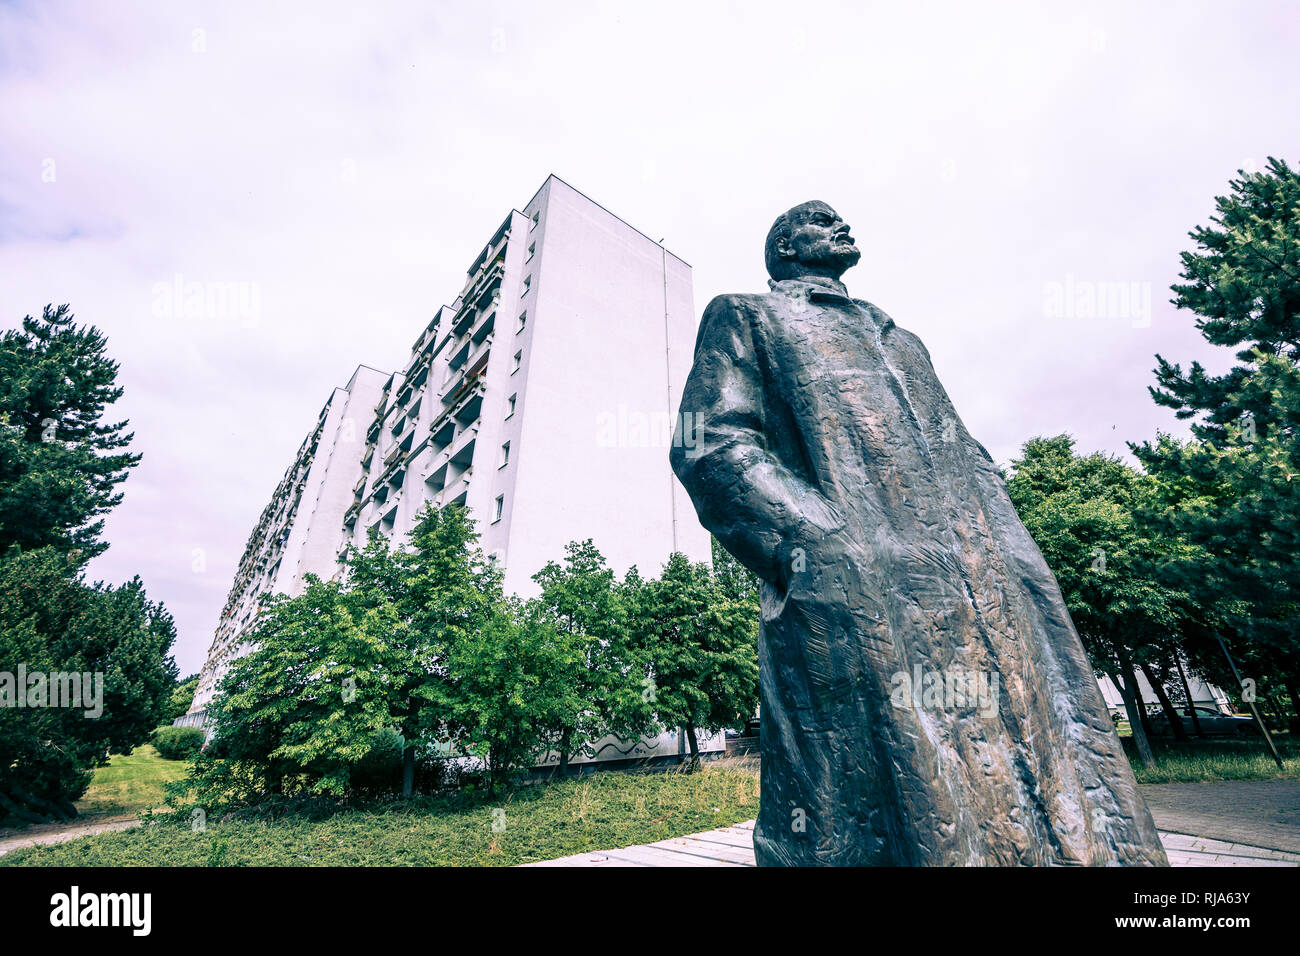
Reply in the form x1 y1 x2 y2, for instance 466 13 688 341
628 552 759 765
530 539 654 773
442 598 579 790
192 504 584 802
1006 436 1195 767
167 674 199 723
202 575 397 799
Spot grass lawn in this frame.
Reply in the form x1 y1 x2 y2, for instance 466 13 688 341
1121 734 1299 784
0 760 760 867
0 745 190 832
74 745 192 820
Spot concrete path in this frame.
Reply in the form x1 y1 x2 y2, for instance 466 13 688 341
526 819 1300 867
1140 779 1300 853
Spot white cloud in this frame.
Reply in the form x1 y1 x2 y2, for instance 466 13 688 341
2 0 1295 673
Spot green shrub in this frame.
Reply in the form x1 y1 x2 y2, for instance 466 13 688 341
151 726 207 760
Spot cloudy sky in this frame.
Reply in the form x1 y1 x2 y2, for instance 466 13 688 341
2 0 1296 675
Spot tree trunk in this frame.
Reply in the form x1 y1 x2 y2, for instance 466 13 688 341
1285 675 1300 732
1173 655 1205 738
557 729 571 777
1142 661 1188 742
10 785 75 823
0 790 49 825
1111 666 1155 770
684 724 700 771
401 745 415 798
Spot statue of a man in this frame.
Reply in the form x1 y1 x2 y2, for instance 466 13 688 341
670 201 1168 866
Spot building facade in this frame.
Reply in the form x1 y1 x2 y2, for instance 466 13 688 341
341 176 706 595
183 176 718 761
184 365 387 720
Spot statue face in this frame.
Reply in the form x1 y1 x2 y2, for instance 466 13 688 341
779 201 861 278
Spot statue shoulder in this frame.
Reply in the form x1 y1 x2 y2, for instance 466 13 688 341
855 298 932 357
702 291 773 317
694 292 780 354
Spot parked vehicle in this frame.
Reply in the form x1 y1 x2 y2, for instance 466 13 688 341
1145 704 1258 737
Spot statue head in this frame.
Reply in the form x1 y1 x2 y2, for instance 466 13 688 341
764 200 860 282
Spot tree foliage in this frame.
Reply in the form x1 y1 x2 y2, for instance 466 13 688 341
0 306 173 822
626 552 759 762
529 539 653 771
0 547 177 821
1006 435 1197 764
0 304 141 562
1135 156 1300 722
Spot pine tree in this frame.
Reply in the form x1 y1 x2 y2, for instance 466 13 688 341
0 304 141 561
1134 157 1300 723
1150 157 1300 441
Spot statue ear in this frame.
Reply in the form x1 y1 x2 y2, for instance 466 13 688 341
776 234 796 261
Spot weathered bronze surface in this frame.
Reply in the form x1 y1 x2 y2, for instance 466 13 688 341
670 201 1168 866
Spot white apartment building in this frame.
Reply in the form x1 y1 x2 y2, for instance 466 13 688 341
183 176 718 762
343 175 707 595
184 365 387 719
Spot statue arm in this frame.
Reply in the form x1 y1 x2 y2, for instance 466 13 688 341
671 294 845 587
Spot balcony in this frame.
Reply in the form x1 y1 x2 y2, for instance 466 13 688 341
406 362 430 391
447 428 477 469
450 380 486 427
440 362 482 407
465 215 511 278
466 335 493 373
452 262 504 338
426 459 449 494
470 309 496 346
429 330 452 363
431 418 456 454
377 445 408 488
448 336 472 372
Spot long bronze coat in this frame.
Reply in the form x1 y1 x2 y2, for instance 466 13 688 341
670 276 1167 866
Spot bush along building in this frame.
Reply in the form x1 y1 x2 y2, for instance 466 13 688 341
182 175 720 765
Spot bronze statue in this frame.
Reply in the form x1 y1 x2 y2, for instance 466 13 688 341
670 201 1168 866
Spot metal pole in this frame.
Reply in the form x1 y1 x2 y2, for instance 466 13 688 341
1213 632 1284 770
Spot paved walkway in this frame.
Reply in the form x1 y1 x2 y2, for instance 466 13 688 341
1140 779 1300 853
527 819 1300 867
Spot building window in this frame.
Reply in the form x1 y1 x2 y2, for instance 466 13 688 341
517 310 527 333
525 242 535 264
530 211 540 230
493 494 504 523
505 394 516 419
512 350 522 374
520 275 531 297
500 441 510 468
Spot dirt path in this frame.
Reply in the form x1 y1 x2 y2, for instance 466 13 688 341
0 815 141 857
